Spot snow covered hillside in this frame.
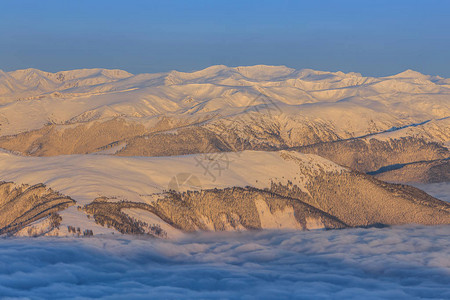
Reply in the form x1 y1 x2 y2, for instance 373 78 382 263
0 66 448 182
0 150 448 237
0 65 448 139
0 65 448 237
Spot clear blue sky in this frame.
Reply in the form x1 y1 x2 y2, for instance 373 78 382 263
1 0 449 76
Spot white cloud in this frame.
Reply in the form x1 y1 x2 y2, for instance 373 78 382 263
0 225 449 299
410 182 450 203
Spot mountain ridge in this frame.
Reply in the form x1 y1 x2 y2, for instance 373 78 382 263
1 150 448 237
2 65 447 99
0 66 448 188
0 65 448 237
0 65 448 138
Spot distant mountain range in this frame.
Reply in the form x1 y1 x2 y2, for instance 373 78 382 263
0 65 448 237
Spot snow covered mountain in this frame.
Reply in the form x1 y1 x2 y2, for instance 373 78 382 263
0 65 449 237
0 150 448 237
0 66 448 169
0 65 448 137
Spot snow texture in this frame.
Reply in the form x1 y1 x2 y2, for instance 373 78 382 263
0 66 449 139
0 150 346 205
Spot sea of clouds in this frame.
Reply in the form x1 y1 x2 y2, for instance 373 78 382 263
411 182 450 203
0 225 449 300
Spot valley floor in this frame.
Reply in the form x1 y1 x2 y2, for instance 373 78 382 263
1 225 449 300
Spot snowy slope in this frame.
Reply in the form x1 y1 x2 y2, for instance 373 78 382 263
0 65 448 138
0 65 449 237
0 150 347 236
1 149 449 237
0 150 345 205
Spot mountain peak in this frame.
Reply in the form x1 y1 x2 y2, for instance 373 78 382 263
389 69 429 79
8 68 49 77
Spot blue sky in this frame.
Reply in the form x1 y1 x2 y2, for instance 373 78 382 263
1 0 449 76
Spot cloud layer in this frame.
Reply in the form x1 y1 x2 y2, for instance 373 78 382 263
411 182 450 203
1 225 449 299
